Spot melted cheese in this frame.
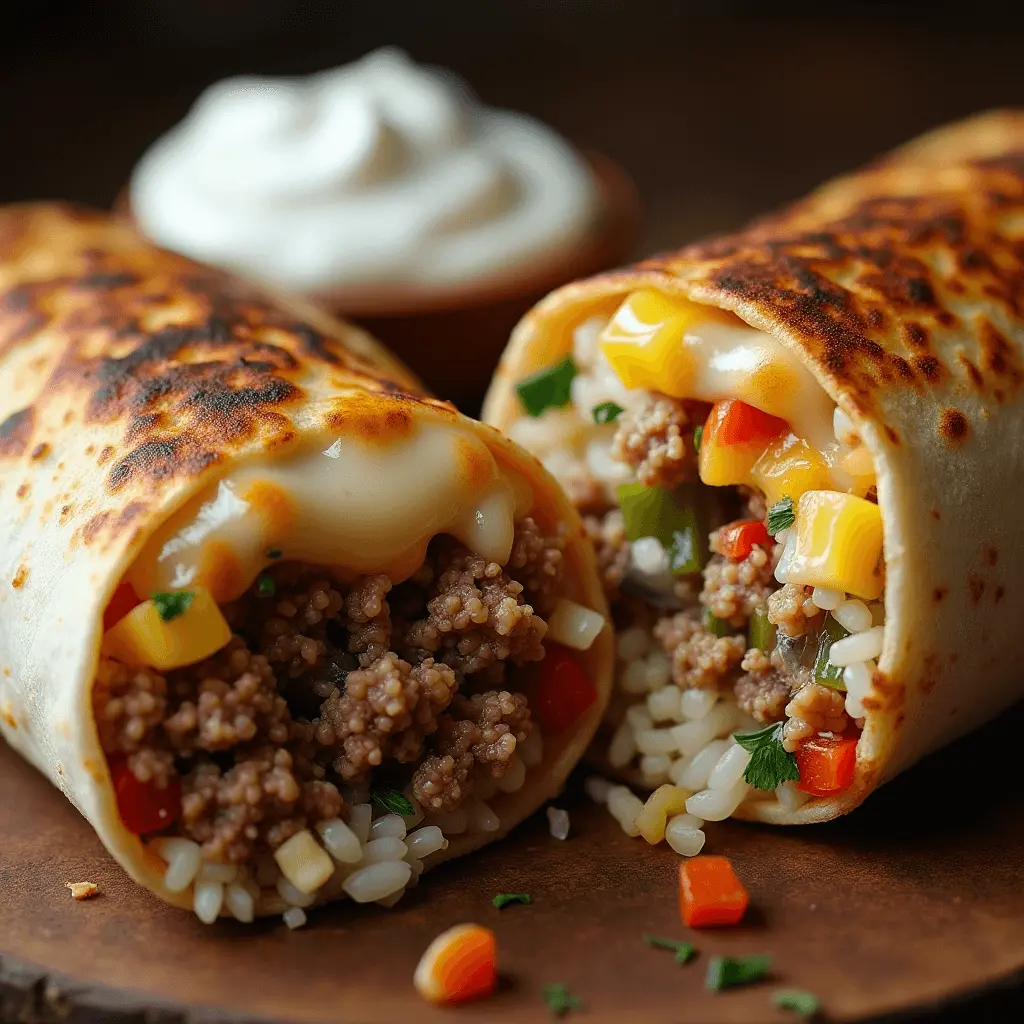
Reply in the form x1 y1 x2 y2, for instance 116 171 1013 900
127 421 534 603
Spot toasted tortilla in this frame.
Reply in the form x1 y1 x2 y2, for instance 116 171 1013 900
484 110 1024 824
0 203 612 912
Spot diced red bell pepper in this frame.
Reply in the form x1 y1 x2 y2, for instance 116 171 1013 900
710 399 789 448
679 855 750 928
111 760 182 835
718 519 771 561
796 735 858 796
534 645 597 733
103 581 141 632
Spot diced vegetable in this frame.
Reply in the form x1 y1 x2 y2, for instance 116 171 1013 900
493 893 531 909
515 356 578 417
592 401 624 424
103 581 141 631
776 490 884 600
773 989 821 1017
257 575 276 598
274 829 335 895
414 924 498 1005
692 424 703 456
699 400 787 488
102 586 231 671
718 519 771 561
599 289 706 397
704 610 732 638
813 613 850 690
748 608 776 652
678 856 750 928
751 432 832 507
546 598 605 651
734 722 800 790
112 761 181 834
643 934 696 964
152 591 194 621
542 983 583 1017
706 954 771 990
617 482 703 574
767 495 795 535
796 736 858 796
534 646 597 732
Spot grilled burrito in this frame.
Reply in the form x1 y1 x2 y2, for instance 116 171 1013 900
483 110 1024 840
0 204 611 922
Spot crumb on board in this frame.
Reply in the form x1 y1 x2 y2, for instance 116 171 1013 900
66 881 99 900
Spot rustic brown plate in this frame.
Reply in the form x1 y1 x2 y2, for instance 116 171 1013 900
2 702 1024 1024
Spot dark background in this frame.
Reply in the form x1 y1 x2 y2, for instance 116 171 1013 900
4 4 1024 1019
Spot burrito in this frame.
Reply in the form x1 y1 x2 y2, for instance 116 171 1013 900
0 204 611 922
484 110 1024 833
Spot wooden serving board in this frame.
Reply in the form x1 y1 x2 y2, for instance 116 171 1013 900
3 704 1024 1024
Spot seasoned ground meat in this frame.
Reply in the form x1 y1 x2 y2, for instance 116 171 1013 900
93 658 167 756
344 574 393 666
506 516 566 616
741 486 768 523
768 583 821 638
653 609 746 689
583 509 630 600
782 682 849 751
610 393 699 489
314 653 458 779
254 573 345 679
700 537 776 627
411 690 532 813
734 647 791 723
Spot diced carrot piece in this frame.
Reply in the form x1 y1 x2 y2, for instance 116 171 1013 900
718 520 771 561
414 924 498 1005
796 735 858 796
534 646 597 733
679 856 749 928
714 400 788 447
103 581 141 632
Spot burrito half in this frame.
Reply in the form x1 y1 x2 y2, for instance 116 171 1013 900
0 204 611 921
484 110 1024 834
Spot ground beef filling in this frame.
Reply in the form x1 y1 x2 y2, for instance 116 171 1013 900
93 519 562 864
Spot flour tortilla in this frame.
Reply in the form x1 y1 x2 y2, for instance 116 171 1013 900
0 203 612 911
484 110 1024 824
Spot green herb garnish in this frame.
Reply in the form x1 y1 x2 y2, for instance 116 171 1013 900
256 575 276 598
592 401 624 424
705 954 772 991
693 424 703 456
371 789 414 816
493 892 532 909
617 482 704 575
266 547 283 560
773 989 820 1017
704 610 733 638
642 933 696 964
748 608 777 652
516 356 578 418
734 722 800 790
152 591 194 622
767 495 795 535
813 613 850 690
543 984 582 1017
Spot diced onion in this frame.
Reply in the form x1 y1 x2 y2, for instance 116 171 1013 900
274 829 335 894
282 906 308 929
546 598 606 651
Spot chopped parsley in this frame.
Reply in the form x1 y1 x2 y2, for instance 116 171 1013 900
493 892 532 909
642 933 696 964
734 722 800 790
773 989 821 1017
705 954 772 991
515 356 578 417
704 609 733 638
693 423 703 456
813 613 850 689
152 591 194 622
592 400 624 424
266 547 283 560
370 789 414 816
542 983 582 1017
767 495 796 535
256 575 276 599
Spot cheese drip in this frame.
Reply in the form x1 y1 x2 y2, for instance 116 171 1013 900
127 420 533 603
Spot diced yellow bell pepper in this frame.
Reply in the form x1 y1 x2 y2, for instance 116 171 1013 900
102 586 231 671
599 289 705 397
750 433 833 507
699 429 762 487
784 491 884 600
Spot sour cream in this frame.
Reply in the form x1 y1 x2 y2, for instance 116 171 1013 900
130 48 600 296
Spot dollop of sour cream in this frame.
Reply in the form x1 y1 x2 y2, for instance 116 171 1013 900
130 49 600 296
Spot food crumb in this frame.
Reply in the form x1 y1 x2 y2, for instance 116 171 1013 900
546 806 570 840
282 906 307 930
66 881 99 900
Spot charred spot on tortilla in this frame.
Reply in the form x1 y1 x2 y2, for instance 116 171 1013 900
979 319 1022 387
0 407 33 457
15 481 29 499
884 424 901 445
983 546 999 567
888 354 915 382
107 437 220 492
967 572 986 604
939 408 970 446
995 584 1006 603
11 565 27 589
904 322 930 348
914 355 943 383
77 272 137 290
933 586 949 604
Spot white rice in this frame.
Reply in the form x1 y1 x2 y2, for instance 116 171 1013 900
706 743 752 791
665 816 706 857
317 817 363 863
369 813 407 840
832 598 872 633
405 826 448 860
150 837 202 893
360 837 408 864
547 806 571 840
193 881 224 925
828 626 884 666
584 775 614 804
225 881 255 923
342 860 412 903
